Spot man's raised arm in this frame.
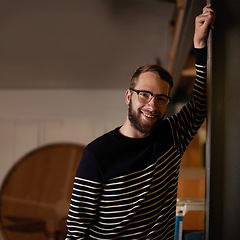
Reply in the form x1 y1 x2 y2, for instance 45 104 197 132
194 4 216 49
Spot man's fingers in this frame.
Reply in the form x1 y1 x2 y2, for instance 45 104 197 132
201 4 216 28
202 4 215 14
205 12 216 29
197 10 215 29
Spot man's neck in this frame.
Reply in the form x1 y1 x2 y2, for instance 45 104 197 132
119 121 150 139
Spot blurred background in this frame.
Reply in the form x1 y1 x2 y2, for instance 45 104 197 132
1 0 239 239
0 0 206 239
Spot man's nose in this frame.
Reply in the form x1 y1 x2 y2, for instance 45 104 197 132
147 96 158 109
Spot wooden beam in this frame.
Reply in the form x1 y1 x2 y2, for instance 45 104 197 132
167 0 206 95
167 2 187 74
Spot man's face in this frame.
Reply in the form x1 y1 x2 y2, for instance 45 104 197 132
126 72 170 135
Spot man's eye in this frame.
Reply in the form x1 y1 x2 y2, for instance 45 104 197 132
139 92 150 98
157 96 168 103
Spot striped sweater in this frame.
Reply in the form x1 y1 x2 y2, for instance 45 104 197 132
66 47 207 240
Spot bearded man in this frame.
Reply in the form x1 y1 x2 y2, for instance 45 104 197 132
66 4 215 240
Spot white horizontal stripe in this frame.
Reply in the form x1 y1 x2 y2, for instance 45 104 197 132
69 208 95 215
195 64 206 68
66 224 87 230
90 228 119 236
70 204 96 212
71 199 96 206
93 223 124 232
100 190 148 203
71 194 98 201
74 182 101 190
91 226 147 239
101 184 150 198
98 211 135 220
196 74 205 79
103 175 152 192
94 217 150 233
67 219 90 227
68 213 94 220
67 231 85 235
88 232 121 240
99 203 140 215
99 197 144 209
196 69 206 73
66 235 84 240
75 176 101 185
97 218 130 226
72 189 98 196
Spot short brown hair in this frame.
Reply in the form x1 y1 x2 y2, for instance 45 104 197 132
130 64 173 89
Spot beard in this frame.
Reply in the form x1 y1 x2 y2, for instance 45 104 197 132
128 98 163 135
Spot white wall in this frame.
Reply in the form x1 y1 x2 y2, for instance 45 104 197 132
0 89 127 186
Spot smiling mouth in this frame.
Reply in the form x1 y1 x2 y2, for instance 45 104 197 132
141 111 158 119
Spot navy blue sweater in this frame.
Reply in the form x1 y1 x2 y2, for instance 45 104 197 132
66 47 207 240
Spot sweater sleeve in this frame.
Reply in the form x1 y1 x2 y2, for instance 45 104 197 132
167 46 207 155
65 148 102 239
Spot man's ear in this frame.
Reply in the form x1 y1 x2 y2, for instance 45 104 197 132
125 89 131 105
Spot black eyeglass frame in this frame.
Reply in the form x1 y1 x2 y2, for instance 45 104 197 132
129 88 172 105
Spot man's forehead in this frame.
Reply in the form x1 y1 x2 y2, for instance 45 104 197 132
135 72 171 94
138 71 160 79
136 72 167 86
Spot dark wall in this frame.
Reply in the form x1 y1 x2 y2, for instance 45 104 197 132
206 0 240 239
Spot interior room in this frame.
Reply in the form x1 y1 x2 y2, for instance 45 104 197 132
0 0 239 240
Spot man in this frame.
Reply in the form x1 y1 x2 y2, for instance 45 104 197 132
66 5 215 240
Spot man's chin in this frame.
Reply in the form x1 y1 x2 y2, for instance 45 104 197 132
136 119 162 135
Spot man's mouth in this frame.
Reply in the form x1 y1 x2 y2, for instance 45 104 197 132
141 111 158 119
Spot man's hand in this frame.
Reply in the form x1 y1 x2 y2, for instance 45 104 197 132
194 4 216 48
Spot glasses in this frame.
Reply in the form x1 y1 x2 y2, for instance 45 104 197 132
130 88 172 106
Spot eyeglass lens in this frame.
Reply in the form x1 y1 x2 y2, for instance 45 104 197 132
138 92 169 105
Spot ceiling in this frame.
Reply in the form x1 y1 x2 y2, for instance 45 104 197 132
0 0 178 90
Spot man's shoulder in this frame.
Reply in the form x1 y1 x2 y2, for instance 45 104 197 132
151 118 172 145
85 127 119 152
153 118 171 134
